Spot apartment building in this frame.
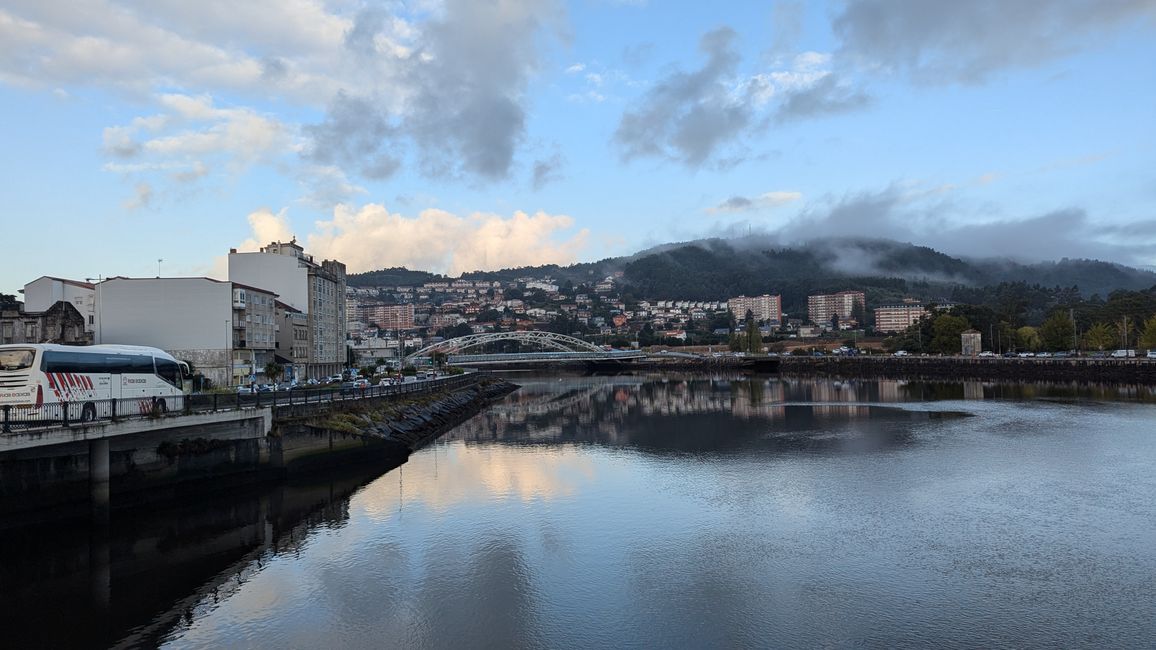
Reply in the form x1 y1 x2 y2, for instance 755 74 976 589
21 276 96 332
808 291 866 326
874 302 928 333
229 240 347 380
275 301 309 381
94 277 277 387
728 294 782 325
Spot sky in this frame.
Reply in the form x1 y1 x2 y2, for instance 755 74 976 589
2 0 1155 295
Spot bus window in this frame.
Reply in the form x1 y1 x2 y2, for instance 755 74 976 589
0 348 35 371
156 359 183 388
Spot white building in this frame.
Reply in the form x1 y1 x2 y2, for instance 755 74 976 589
94 277 277 387
22 276 96 332
229 240 347 379
728 294 782 325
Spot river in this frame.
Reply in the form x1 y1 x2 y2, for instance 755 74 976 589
3 375 1155 648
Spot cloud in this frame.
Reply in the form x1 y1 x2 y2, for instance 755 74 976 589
301 203 590 275
707 190 803 214
769 2 805 56
774 74 871 122
123 182 152 210
301 0 562 184
531 153 565 190
614 27 754 167
832 0 1156 84
778 182 1156 266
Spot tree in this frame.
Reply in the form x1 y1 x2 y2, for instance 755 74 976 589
744 310 760 353
1083 322 1116 351
1039 311 1076 351
930 314 970 355
1015 326 1041 352
264 362 283 382
1140 315 1156 350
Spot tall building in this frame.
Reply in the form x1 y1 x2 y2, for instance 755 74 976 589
94 277 277 387
727 295 782 325
229 240 347 379
874 302 928 333
362 303 415 331
808 291 866 325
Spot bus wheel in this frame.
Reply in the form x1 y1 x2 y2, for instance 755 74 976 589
80 403 96 423
155 399 167 414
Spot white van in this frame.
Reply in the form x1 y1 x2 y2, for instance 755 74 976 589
1110 349 1136 358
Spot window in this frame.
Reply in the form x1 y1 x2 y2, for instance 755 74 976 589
42 351 154 374
0 348 35 371
156 359 182 388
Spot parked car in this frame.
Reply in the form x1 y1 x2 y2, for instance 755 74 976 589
1147 350 1156 359
352 378 370 388
236 385 253 394
1110 349 1136 358
978 351 996 357
893 350 909 357
1036 351 1052 358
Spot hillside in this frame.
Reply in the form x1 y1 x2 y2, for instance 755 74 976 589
346 237 1156 308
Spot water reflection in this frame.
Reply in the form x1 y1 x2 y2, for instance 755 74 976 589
448 375 977 454
0 459 404 649
5 375 1155 649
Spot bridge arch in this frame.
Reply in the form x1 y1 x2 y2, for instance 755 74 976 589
405 331 605 363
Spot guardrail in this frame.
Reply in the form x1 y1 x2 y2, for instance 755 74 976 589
1 373 485 433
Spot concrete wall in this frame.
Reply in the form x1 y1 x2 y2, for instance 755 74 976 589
229 252 308 313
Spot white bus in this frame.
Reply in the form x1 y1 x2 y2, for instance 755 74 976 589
0 344 188 423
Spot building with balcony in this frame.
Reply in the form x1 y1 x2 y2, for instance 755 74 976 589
275 301 309 381
874 302 929 333
228 239 347 380
361 303 415 331
93 277 277 387
807 291 866 326
728 294 782 325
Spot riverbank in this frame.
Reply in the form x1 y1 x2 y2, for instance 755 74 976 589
0 376 519 522
776 355 1156 384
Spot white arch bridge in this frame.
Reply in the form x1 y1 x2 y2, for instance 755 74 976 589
405 331 645 366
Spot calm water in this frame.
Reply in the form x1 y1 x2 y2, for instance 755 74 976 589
3 376 1155 648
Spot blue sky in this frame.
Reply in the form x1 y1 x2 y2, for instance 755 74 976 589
2 0 1155 295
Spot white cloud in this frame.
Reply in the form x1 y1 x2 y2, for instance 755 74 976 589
565 63 586 74
295 203 590 275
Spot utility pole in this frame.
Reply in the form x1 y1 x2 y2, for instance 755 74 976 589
1070 308 1077 353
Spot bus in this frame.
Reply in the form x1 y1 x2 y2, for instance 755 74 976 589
0 344 188 423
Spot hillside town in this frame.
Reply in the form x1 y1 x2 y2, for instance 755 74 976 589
1 240 959 388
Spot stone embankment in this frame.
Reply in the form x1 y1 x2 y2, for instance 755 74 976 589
777 356 1156 384
296 377 518 454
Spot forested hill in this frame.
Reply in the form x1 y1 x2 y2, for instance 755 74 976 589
346 237 1156 303
346 267 445 287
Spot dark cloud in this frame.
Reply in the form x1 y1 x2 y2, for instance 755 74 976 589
775 74 871 122
781 184 1154 266
531 153 564 190
344 7 389 58
614 27 755 167
717 196 754 211
304 91 401 180
304 0 559 184
832 0 1156 84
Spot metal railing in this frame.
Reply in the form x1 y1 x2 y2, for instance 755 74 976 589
1 373 486 433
